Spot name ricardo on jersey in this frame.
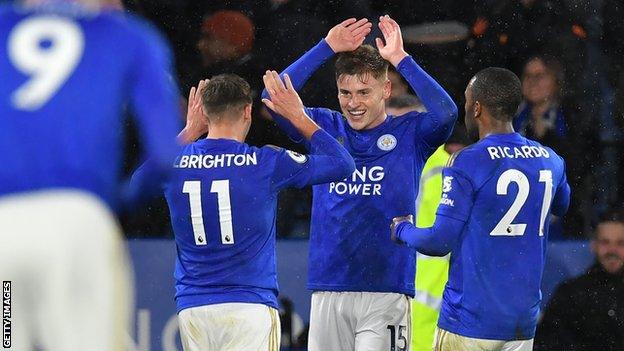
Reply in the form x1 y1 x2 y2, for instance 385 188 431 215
174 153 258 169
328 166 384 196
487 145 550 160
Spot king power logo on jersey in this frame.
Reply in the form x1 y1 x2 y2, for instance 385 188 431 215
329 166 385 196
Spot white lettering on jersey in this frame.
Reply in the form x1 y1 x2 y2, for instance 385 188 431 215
486 146 550 160
286 150 307 164
440 176 455 207
443 176 453 193
440 194 454 207
174 153 258 169
328 166 385 196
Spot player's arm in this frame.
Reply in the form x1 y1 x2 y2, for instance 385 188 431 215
263 71 355 189
261 18 371 142
125 79 211 204
390 167 474 256
121 28 184 207
551 160 571 217
376 15 458 148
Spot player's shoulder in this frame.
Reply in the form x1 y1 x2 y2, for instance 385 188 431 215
388 110 427 126
99 11 169 50
259 144 308 165
306 107 342 121
523 136 566 166
446 143 480 169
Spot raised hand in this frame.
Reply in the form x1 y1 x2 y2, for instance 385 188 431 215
262 71 305 120
325 18 372 53
179 79 210 144
375 15 408 67
262 70 319 139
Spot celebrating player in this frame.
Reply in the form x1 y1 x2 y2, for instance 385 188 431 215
262 15 457 350
0 0 181 350
131 73 354 351
391 68 571 351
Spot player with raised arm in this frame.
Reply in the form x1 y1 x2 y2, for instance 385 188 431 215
262 15 458 351
391 68 571 351
131 73 354 351
0 0 181 350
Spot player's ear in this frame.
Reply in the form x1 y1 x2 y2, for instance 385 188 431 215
243 103 252 121
382 78 392 100
474 100 482 119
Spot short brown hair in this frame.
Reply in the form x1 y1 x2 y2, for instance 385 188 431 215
201 74 252 120
335 45 389 81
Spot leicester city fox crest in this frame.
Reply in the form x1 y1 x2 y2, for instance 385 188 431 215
377 134 397 151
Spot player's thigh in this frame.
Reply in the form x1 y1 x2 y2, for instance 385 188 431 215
38 191 128 351
355 292 411 351
0 190 129 351
178 303 280 351
433 328 506 351
501 339 534 351
308 292 356 351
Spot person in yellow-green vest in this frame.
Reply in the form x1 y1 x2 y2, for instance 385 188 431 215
412 131 467 351
387 92 467 351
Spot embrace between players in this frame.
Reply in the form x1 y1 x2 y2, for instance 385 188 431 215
150 15 570 351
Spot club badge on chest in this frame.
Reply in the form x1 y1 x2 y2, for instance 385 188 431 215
377 134 397 151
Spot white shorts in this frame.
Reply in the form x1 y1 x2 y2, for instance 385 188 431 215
433 328 534 351
178 303 280 351
0 190 132 351
308 291 412 351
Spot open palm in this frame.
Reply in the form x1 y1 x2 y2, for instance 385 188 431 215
325 18 372 53
375 15 408 67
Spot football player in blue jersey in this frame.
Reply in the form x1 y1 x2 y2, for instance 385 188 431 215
0 0 181 349
261 15 458 351
391 67 571 351
133 73 354 351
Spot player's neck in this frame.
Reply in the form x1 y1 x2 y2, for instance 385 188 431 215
206 125 245 143
479 121 514 139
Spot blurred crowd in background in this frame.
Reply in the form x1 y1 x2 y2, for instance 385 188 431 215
119 0 624 240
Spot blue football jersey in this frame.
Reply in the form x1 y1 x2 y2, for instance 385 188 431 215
261 39 458 295
435 132 570 340
0 3 180 208
163 131 353 312
304 108 440 295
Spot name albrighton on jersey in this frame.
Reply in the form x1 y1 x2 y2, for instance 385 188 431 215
174 153 258 169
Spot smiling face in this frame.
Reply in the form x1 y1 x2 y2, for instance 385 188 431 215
592 221 624 275
337 72 391 130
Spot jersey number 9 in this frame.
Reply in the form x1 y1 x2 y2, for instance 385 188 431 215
8 16 84 111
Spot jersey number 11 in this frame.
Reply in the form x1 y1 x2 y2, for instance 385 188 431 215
182 180 234 246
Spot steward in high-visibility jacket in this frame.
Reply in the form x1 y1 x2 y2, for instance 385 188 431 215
411 145 450 351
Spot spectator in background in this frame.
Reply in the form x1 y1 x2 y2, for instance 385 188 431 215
386 94 426 115
388 66 409 97
181 10 262 95
514 55 567 152
535 209 624 351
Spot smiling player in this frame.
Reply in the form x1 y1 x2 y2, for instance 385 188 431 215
262 15 457 351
